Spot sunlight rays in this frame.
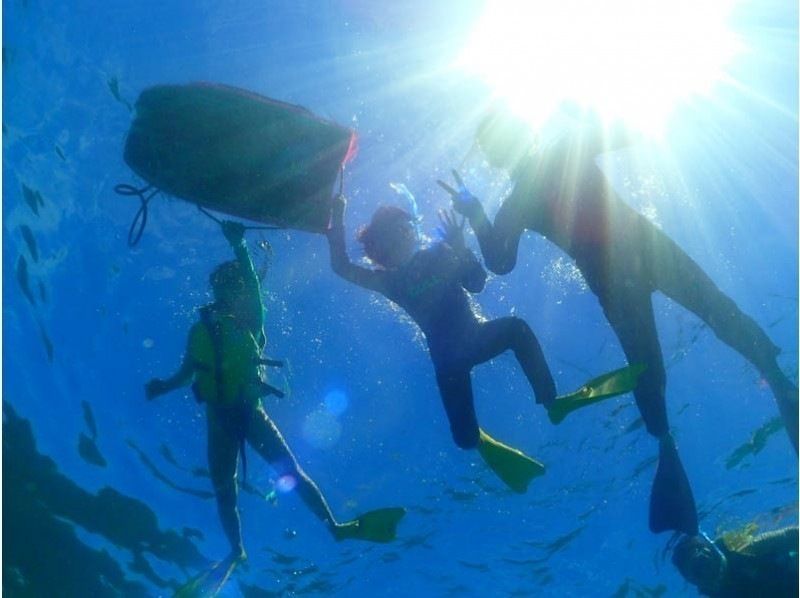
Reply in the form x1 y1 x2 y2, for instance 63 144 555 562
458 0 742 135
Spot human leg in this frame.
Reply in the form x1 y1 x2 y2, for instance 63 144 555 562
207 407 245 558
433 364 481 449
651 232 798 450
246 406 405 543
468 317 557 406
246 406 337 525
433 362 544 491
601 289 698 535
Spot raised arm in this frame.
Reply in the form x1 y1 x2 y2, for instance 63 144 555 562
221 221 265 343
743 526 799 558
326 195 388 294
145 333 196 400
438 170 525 275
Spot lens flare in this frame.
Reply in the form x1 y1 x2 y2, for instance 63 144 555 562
275 475 297 493
302 408 342 449
324 390 349 416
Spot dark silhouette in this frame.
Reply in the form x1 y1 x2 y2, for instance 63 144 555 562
440 107 798 535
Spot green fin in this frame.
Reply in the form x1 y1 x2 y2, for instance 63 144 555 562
174 555 239 598
547 363 646 426
334 507 406 543
478 430 545 493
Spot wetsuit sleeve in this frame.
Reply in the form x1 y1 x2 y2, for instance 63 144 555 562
326 201 389 294
148 326 198 398
744 527 799 558
469 187 526 275
230 235 265 342
455 246 487 293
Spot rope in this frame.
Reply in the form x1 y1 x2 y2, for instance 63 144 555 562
115 181 284 247
195 204 283 233
114 184 161 247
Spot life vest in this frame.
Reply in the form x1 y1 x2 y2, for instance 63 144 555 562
188 309 265 407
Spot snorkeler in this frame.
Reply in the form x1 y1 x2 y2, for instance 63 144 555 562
326 195 640 493
438 106 798 535
672 525 798 597
145 220 404 561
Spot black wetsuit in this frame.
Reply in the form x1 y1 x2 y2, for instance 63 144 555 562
466 127 798 533
328 225 555 450
701 528 798 597
383 242 556 448
474 139 788 439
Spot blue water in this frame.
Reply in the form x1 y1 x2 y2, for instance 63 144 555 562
3 1 797 596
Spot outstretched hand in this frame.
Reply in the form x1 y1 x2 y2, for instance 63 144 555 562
437 170 480 217
145 378 166 401
436 209 466 252
221 220 246 245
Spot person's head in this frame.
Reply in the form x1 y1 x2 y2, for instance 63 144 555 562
672 534 728 594
210 260 247 309
357 205 418 269
476 107 537 170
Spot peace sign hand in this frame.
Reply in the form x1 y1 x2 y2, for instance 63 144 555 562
436 170 481 218
436 208 467 253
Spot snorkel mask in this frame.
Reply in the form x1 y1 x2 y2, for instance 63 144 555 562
693 532 729 593
389 182 422 246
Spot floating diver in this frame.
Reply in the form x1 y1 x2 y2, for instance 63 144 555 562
326 194 641 493
146 221 405 563
438 105 799 535
672 525 798 597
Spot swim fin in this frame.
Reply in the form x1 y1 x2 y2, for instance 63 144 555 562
173 554 240 598
478 429 545 493
547 363 646 425
765 372 798 453
649 435 698 535
334 507 406 543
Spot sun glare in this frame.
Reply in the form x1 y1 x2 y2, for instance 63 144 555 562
459 0 742 134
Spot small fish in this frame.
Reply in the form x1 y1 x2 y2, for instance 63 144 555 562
267 549 300 566
78 432 107 467
159 443 180 468
127 439 214 500
38 281 47 304
19 225 38 262
623 417 644 435
182 527 204 541
107 76 132 112
39 323 53 362
629 455 658 480
21 184 41 216
16 255 35 305
55 145 66 161
725 416 784 469
81 400 98 440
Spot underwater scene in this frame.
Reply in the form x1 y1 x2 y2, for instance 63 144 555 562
3 1 798 596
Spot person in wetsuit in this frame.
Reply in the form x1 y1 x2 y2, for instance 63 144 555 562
672 526 798 597
326 195 635 492
145 221 404 560
438 107 799 535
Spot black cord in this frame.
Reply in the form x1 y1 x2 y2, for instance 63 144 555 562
114 184 161 247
